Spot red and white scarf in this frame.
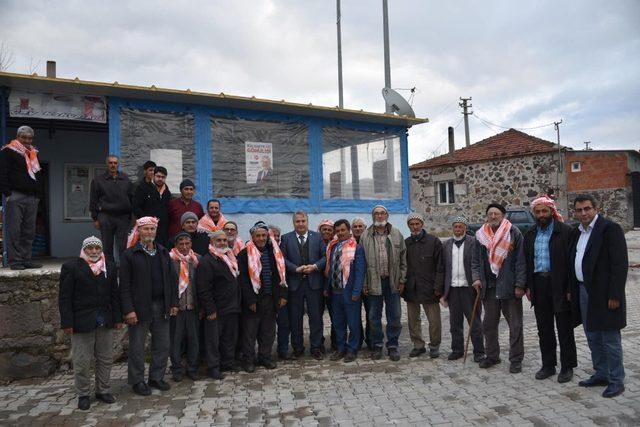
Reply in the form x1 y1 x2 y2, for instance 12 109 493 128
3 140 41 180
324 236 358 285
232 237 245 256
531 195 564 222
127 216 159 248
79 250 107 276
169 247 199 297
209 244 239 277
245 233 287 294
197 213 228 233
475 219 513 276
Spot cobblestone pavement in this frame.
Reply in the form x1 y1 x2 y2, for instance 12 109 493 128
1 234 639 426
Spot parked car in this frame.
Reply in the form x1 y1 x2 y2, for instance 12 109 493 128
467 208 536 235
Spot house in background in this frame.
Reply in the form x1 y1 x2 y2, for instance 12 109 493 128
410 128 640 234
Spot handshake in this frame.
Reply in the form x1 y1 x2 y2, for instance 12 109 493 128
295 264 318 274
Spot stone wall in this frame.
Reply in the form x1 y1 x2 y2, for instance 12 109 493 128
567 187 634 230
0 268 126 383
410 153 566 235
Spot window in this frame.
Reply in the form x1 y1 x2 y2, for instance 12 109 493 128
571 162 581 172
119 108 195 193
322 127 402 200
64 164 107 220
211 117 309 198
436 181 455 204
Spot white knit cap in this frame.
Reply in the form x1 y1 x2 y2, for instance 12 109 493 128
82 235 102 250
406 212 424 224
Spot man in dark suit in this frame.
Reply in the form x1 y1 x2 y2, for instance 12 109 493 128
441 216 485 362
569 194 628 398
279 211 327 360
256 157 273 184
524 196 576 384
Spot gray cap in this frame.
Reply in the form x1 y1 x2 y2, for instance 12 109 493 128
181 211 198 225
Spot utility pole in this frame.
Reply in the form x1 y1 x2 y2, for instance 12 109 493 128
336 0 344 109
459 97 473 147
554 120 563 171
382 0 392 113
584 141 591 150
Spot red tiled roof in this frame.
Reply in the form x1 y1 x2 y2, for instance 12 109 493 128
410 128 562 170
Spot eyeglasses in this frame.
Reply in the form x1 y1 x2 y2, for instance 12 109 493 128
223 228 237 232
574 206 594 213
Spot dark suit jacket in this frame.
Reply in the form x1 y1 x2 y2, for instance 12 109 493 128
442 235 475 301
58 258 121 333
196 253 241 317
132 181 172 246
569 216 627 331
280 230 327 292
237 244 288 312
524 220 574 313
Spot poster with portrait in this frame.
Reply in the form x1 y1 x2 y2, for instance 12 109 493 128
150 149 183 194
245 141 273 184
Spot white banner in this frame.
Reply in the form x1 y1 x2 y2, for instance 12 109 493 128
245 141 273 185
8 90 107 123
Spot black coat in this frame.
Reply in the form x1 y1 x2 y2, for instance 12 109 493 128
58 258 121 333
569 216 628 331
168 231 210 257
237 244 288 311
132 181 172 246
89 172 134 220
0 146 40 197
119 243 179 322
403 231 444 304
524 220 574 314
196 253 242 317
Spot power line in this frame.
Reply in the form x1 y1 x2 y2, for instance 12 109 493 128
428 117 464 158
473 111 557 131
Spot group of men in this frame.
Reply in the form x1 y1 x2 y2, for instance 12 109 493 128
2 129 628 409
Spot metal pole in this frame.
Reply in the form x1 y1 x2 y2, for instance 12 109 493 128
383 0 392 113
336 0 344 109
459 97 472 147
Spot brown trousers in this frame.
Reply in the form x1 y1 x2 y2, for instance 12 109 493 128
406 301 441 349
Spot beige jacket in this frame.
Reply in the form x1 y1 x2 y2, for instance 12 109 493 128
361 223 407 296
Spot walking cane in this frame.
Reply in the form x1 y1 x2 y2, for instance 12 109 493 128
463 287 482 364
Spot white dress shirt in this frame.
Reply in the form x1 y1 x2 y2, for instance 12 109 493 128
574 214 598 283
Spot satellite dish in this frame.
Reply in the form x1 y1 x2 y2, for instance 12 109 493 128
382 87 416 118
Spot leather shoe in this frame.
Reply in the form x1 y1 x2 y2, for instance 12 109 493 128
344 352 357 363
409 348 426 358
243 363 255 373
447 353 463 361
278 352 293 361
208 369 225 380
259 359 277 369
429 347 440 359
602 383 625 398
172 372 183 382
293 348 305 359
473 354 486 363
95 393 115 404
330 350 346 361
10 263 25 271
557 368 573 383
388 348 400 362
148 379 171 391
132 382 151 396
22 261 43 269
311 349 324 360
479 358 501 369
78 396 90 410
509 363 522 374
578 376 609 387
535 366 556 380
370 348 383 360
186 371 200 381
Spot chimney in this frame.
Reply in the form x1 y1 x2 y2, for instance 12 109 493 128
448 126 455 154
46 61 56 78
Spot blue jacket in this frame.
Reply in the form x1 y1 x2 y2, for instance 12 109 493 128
328 243 366 304
280 230 327 291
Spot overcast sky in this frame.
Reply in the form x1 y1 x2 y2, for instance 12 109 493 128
1 0 638 164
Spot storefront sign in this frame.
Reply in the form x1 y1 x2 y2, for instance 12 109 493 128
9 90 107 123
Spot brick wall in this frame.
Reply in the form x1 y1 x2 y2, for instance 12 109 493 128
566 152 629 191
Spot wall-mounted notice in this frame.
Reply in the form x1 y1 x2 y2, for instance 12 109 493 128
150 149 183 194
245 141 273 185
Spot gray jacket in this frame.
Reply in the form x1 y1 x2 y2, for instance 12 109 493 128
471 225 526 300
442 234 475 301
361 223 407 296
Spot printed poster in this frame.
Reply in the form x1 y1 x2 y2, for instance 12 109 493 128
245 141 273 184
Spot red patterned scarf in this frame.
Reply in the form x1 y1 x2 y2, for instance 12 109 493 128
169 247 199 296
324 236 358 285
475 219 513 276
3 140 41 180
209 244 239 277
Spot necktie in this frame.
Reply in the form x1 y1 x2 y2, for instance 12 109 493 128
299 234 305 246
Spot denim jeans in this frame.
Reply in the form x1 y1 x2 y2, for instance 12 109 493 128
368 278 402 349
579 283 625 385
331 293 362 353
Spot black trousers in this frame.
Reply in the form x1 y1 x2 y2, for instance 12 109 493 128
170 309 199 376
242 294 277 363
533 275 577 369
98 212 130 264
448 286 485 357
204 314 239 371
321 294 337 350
289 283 324 352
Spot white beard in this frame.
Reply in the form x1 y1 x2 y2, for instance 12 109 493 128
374 220 387 227
218 246 231 253
88 254 101 262
141 236 155 245
453 235 465 241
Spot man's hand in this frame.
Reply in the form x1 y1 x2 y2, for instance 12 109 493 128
515 287 525 299
525 288 532 302
199 310 205 320
63 328 73 335
398 283 405 295
351 295 360 302
249 303 257 312
295 266 305 273
124 311 138 326
279 298 287 308
323 290 329 297
170 307 179 316
93 220 100 230
363 287 369 296
439 297 448 308
434 289 442 298
472 280 482 293
115 323 124 330
566 292 571 302
207 312 218 321
608 299 620 310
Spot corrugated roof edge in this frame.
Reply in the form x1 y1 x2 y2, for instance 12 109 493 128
0 71 428 128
